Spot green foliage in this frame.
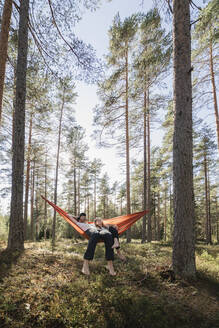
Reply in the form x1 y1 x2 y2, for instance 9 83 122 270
0 240 219 328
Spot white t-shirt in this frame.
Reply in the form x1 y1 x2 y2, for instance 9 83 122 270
77 222 95 232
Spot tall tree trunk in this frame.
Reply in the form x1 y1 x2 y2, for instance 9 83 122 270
73 161 77 216
78 169 80 214
24 112 33 240
164 188 167 242
125 47 131 242
153 193 157 240
204 151 210 244
30 161 35 241
169 179 173 239
147 88 152 242
44 151 48 240
0 0 13 125
87 195 90 218
35 169 39 240
8 0 29 250
120 198 123 215
52 94 64 247
209 40 219 153
157 189 161 241
207 164 212 244
172 0 196 279
142 89 147 243
94 175 97 218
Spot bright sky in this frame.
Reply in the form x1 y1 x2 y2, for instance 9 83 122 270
74 0 155 183
73 0 209 184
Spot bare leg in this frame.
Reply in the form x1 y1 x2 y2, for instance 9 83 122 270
82 259 90 275
116 249 126 261
106 260 116 276
112 237 120 249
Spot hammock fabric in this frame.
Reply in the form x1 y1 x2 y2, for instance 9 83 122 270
41 196 149 240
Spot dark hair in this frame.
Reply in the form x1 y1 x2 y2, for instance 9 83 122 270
77 213 86 221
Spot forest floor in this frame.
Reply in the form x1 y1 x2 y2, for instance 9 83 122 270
0 239 218 328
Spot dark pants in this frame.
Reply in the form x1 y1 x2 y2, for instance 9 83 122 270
84 228 114 261
108 226 120 249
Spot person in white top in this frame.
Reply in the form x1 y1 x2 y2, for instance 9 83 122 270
69 213 116 276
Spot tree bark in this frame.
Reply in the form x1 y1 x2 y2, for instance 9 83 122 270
30 161 35 241
44 151 48 239
125 46 131 242
142 89 147 243
147 88 152 242
0 0 13 125
164 188 167 242
172 0 196 279
94 175 97 218
209 40 219 153
8 0 29 250
157 189 161 241
52 91 64 247
78 169 81 214
73 162 77 216
24 112 33 240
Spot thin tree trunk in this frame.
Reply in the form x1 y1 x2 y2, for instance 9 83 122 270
0 0 13 125
207 165 212 244
78 169 80 214
147 88 152 242
125 47 131 242
120 198 123 215
87 195 90 218
157 189 161 241
142 89 147 243
44 151 47 240
24 112 33 240
94 175 97 218
204 152 210 244
164 188 167 242
172 0 196 279
73 161 77 216
8 0 29 250
52 93 65 247
30 161 35 241
209 40 219 153
154 193 157 240
35 169 39 240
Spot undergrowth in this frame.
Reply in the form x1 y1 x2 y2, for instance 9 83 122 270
0 239 218 328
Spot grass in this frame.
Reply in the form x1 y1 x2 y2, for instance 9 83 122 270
0 239 218 328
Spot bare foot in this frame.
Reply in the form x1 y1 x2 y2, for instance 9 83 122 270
82 262 90 275
112 239 120 249
106 262 116 276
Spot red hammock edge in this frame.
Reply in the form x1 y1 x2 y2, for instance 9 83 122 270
41 195 149 240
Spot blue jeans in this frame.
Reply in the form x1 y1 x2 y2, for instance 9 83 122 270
84 228 114 261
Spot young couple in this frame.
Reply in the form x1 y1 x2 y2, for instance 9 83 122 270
69 213 125 276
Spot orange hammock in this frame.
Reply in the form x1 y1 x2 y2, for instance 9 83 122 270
41 196 149 240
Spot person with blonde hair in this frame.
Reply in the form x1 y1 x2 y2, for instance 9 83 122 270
94 218 126 261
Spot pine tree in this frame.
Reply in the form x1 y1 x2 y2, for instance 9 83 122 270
192 0 219 151
8 0 29 251
94 13 138 241
172 0 196 279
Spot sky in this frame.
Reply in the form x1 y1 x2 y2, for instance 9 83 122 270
73 0 210 184
73 0 156 183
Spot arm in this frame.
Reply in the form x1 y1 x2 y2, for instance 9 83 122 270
68 215 78 224
103 223 118 230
